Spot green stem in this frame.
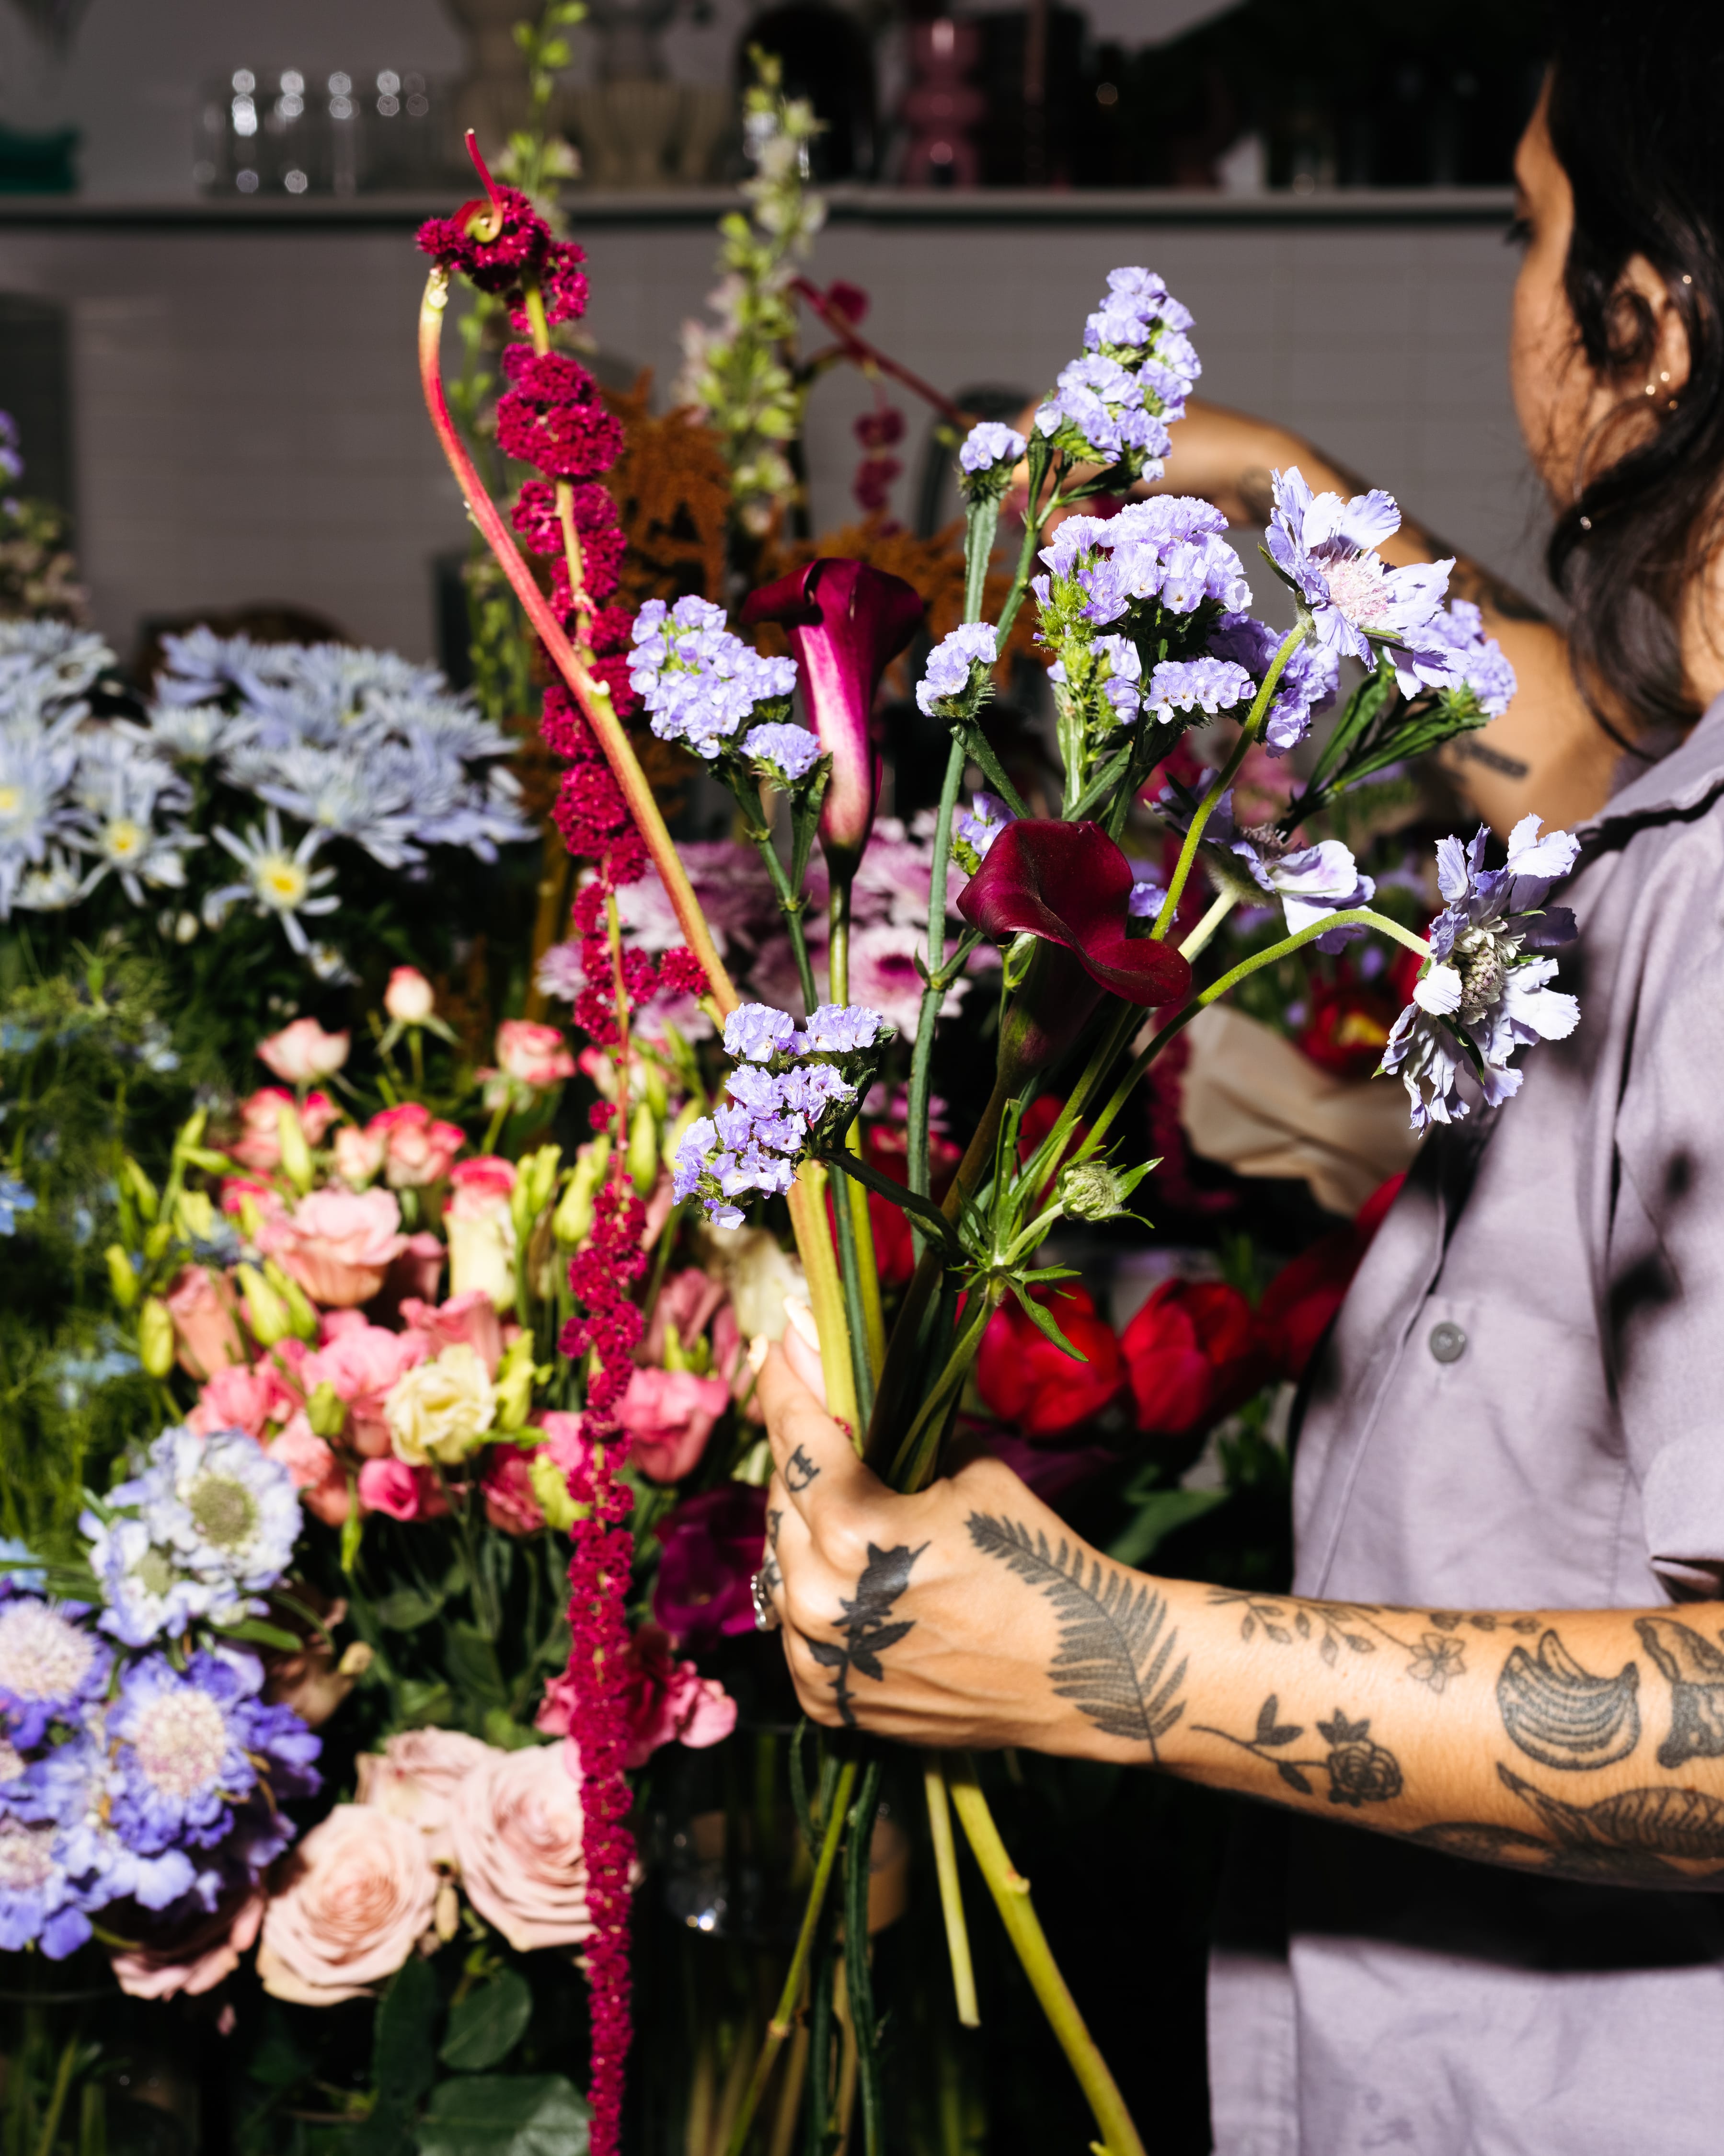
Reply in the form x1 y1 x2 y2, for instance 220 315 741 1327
824 882 878 1431
1178 888 1241 963
962 494 1001 626
926 1756 980 2027
947 1759 1145 2156
909 736 966 1218
1151 623 1308 940
890 1290 994 1491
723 1758 858 2156
32 2022 80 2156
844 1758 886 2156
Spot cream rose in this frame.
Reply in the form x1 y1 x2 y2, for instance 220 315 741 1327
448 1743 593 1952
256 1805 437 2005
355 1727 491 1867
384 1343 496 1465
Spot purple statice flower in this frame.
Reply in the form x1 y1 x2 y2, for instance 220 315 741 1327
108 1651 265 1857
958 422 1027 490
123 1426 300 1607
1094 634 1142 721
629 597 797 761
1034 355 1172 473
916 622 998 717
1128 877 1167 918
1144 655 1254 727
1079 269 1199 424
954 792 1013 871
1382 814 1580 1131
723 1002 800 1063
802 1003 882 1053
1265 468 1453 668
0 1597 111 1748
1414 599 1518 716
743 721 822 785
1041 498 1250 631
1206 610 1341 756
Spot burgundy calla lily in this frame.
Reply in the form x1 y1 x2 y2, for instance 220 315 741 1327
741 557 924 879
958 819 1194 1009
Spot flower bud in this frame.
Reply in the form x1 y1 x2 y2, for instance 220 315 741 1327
1058 1161 1129 1223
276 1101 314 1196
174 1107 209 1155
263 1257 319 1340
627 1102 659 1196
120 1156 159 1222
529 1447 582 1530
384 965 436 1023
104 1243 139 1310
143 1219 174 1265
237 1262 292 1348
138 1296 175 1378
552 1137 609 1245
494 1337 536 1433
307 1380 348 1439
511 1143 563 1241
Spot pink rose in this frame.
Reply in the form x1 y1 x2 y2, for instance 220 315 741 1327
333 1123 388 1188
494 1019 576 1089
268 1415 350 1525
230 1086 342 1172
219 1174 285 1223
257 1805 438 2005
448 1744 592 1951
398 1290 505 1377
258 1017 350 1085
537 1624 736 1771
300 1322 431 1454
643 1268 727 1366
356 1457 446 1520
618 1365 730 1484
384 966 436 1023
356 1727 490 1866
480 1447 544 1536
370 1102 465 1189
187 1359 295 1439
261 1187 407 1307
164 1265 243 1378
111 1883 264 2000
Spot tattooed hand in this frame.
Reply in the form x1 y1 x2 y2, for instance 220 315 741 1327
756 1338 1158 1756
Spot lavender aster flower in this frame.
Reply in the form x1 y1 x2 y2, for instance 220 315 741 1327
1381 814 1580 1131
742 722 822 785
0 1598 111 1747
916 622 999 717
1265 468 1453 667
1145 655 1254 726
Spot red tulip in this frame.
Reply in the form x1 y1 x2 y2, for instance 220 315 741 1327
957 820 1192 1009
976 1281 1125 1437
1119 1278 1264 1445
1256 1171 1404 1380
741 558 924 878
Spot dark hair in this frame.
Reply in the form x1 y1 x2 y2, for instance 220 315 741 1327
1546 2 1724 740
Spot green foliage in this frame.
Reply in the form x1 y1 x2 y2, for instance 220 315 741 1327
440 1973 534 2074
415 2075 591 2156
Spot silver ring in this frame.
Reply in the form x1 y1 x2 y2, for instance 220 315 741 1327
750 1566 782 1633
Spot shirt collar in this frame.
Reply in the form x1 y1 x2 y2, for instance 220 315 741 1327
1578 689 1724 838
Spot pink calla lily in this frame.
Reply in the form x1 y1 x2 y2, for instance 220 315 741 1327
958 819 1193 1009
741 558 924 879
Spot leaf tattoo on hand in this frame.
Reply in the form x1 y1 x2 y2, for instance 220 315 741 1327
967 1513 1187 1755
804 1541 927 1727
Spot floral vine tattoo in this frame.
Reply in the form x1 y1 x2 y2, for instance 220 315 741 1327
966 1514 1187 1755
1207 1591 1534 1691
803 1540 926 1727
1193 1695 1404 1808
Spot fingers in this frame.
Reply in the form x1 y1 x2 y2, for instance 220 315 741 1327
781 1299 827 1405
754 1341 871 1525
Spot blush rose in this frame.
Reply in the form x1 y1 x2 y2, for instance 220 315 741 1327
256 1804 439 2005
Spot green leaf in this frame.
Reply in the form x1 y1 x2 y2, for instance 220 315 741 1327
448 1623 508 1709
374 1957 441 2109
1006 1284 1087 1362
398 1678 455 1727
1104 1487 1228 1571
415 2075 591 2156
374 1586 445 1632
213 1617 303 1652
440 1972 533 2072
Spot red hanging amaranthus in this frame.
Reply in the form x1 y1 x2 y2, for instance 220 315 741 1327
418 145 705 2156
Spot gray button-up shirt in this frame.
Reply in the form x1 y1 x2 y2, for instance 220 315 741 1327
1208 693 1724 2155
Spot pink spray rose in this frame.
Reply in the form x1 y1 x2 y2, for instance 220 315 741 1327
356 1727 490 1866
494 1018 576 1088
448 1743 593 1952
481 1447 545 1536
643 1268 728 1367
267 1415 351 1525
356 1457 447 1520
299 1322 431 1455
261 1187 407 1307
257 1804 439 2006
370 1102 465 1189
537 1624 736 1771
333 1122 388 1188
398 1290 505 1376
187 1360 296 1440
111 1883 265 2000
384 966 436 1023
258 1017 351 1086
617 1365 730 1484
230 1087 341 1174
164 1264 243 1378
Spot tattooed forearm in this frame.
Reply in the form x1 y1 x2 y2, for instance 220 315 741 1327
803 1541 925 1728
1207 1590 1497 1691
1496 1630 1641 1770
1634 1617 1724 1767
767 1506 782 1549
968 1513 1187 1756
1417 1763 1724 1889
1192 1696 1404 1808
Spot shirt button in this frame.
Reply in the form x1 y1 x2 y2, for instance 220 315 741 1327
1428 1321 1467 1364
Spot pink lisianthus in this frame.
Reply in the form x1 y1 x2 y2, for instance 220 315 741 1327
398 1289 505 1376
164 1264 244 1378
617 1366 730 1484
219 1174 285 1223
333 1123 388 1188
537 1409 590 1478
652 1484 768 1646
384 966 436 1023
258 1016 351 1086
299 1322 432 1455
356 1457 447 1520
445 1158 518 1308
257 1805 439 2006
356 1728 491 1866
110 1883 265 2000
370 1102 466 1189
494 1019 576 1089
187 1361 297 1440
448 1743 593 1952
261 1187 407 1307
480 1446 545 1535
538 1624 736 1771
268 1414 351 1525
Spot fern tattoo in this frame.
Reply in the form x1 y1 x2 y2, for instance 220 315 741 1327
966 1513 1188 1754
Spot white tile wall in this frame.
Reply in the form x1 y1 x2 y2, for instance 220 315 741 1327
0 209 1549 665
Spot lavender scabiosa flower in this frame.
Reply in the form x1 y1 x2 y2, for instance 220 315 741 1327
958 422 1027 500
108 1651 267 1856
0 1597 111 1748
121 1426 301 1612
954 792 1013 873
628 597 797 762
1206 610 1341 755
916 622 999 718
83 1513 221 1648
1144 655 1254 727
1382 814 1580 1131
742 722 823 786
1414 599 1518 715
1266 468 1453 668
